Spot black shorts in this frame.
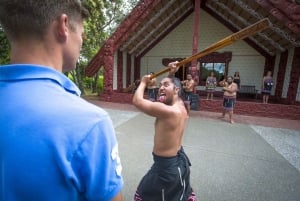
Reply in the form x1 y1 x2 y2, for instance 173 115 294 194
223 96 236 111
134 147 194 201
184 91 193 102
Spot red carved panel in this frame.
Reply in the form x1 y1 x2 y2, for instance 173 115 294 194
192 0 201 67
256 0 300 34
113 0 161 50
103 40 114 94
264 55 275 76
287 47 300 104
86 0 161 77
269 0 300 24
99 92 134 104
86 48 105 76
198 51 232 63
200 99 300 120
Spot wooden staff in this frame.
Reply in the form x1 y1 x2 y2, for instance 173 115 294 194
150 18 271 79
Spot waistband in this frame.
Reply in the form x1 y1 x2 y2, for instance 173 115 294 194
152 147 191 169
223 95 236 99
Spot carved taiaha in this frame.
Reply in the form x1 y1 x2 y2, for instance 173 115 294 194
150 18 271 79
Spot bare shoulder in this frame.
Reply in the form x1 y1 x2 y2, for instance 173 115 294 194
175 101 188 117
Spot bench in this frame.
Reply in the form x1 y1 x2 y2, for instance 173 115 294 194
239 85 258 99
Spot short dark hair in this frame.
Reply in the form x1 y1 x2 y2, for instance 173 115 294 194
0 0 89 40
168 76 182 97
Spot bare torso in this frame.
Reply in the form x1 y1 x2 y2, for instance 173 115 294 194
183 79 195 92
153 100 188 157
224 83 237 97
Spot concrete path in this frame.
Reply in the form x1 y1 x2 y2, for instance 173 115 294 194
90 101 300 201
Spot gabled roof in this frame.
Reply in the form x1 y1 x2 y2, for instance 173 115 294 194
86 0 300 76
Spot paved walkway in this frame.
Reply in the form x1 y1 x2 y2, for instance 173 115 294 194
88 100 300 201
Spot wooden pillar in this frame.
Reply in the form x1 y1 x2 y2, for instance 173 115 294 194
263 56 275 76
287 47 300 104
275 51 288 102
134 56 141 82
126 53 132 86
117 50 123 92
103 40 114 94
192 0 200 62
191 0 201 87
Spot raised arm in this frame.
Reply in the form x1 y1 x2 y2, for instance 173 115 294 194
132 61 179 118
168 61 179 77
132 74 171 118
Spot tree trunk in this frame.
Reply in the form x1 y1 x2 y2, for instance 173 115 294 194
75 65 85 95
92 72 99 94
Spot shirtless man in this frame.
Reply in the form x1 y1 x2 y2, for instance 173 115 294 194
182 73 195 98
220 76 238 123
132 62 196 201
182 73 195 113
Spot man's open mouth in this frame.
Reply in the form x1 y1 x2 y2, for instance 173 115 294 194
158 93 166 102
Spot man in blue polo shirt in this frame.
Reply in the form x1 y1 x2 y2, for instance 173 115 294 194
0 1 123 201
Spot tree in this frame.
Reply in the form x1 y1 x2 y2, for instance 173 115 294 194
0 0 140 94
0 25 10 65
75 0 139 95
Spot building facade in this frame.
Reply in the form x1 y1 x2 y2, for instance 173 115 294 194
86 0 300 118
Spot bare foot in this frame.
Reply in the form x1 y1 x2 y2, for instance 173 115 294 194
230 119 234 124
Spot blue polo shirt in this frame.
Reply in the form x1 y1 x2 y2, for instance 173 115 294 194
0 64 123 201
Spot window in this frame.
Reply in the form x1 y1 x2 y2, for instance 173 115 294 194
198 52 232 86
200 62 225 84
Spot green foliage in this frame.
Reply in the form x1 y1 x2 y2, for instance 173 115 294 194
98 75 104 92
0 25 10 65
0 0 140 93
74 0 139 94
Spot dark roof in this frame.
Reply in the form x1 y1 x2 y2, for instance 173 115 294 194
86 0 300 76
